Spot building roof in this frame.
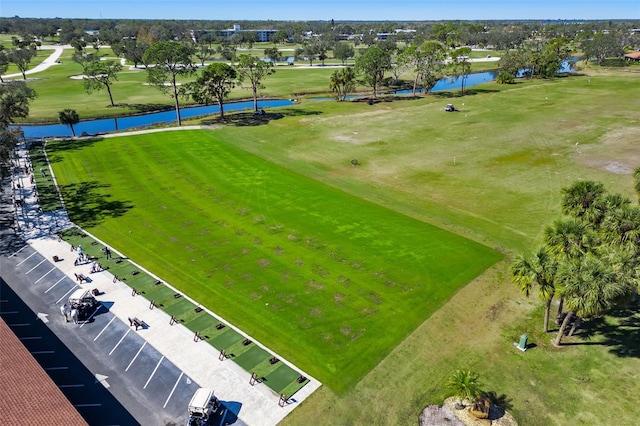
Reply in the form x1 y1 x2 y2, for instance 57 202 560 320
624 51 640 59
0 317 88 425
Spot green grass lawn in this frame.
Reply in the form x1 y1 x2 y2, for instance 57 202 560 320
16 45 501 122
33 57 640 423
47 130 502 392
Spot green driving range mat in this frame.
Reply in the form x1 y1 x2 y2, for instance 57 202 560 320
211 329 243 350
234 345 269 371
265 363 306 395
184 314 218 334
163 298 196 318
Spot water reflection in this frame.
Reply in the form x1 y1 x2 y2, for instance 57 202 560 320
20 99 293 139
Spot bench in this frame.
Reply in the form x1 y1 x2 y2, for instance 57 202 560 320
128 317 145 330
74 273 89 283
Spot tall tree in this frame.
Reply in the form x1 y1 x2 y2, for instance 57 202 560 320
399 41 447 96
355 45 391 98
0 81 37 128
333 42 355 66
544 218 594 261
554 253 632 346
329 67 356 102
243 32 258 49
235 54 275 113
512 247 558 332
70 38 87 54
0 81 37 167
560 180 606 224
143 41 195 126
83 59 123 107
0 47 9 83
432 22 461 48
7 47 37 80
189 63 236 119
264 47 280 66
450 47 472 95
497 49 529 82
58 109 79 137
271 30 288 45
302 43 319 66
194 45 214 67
314 37 333 66
115 39 149 68
516 179 640 346
582 32 624 65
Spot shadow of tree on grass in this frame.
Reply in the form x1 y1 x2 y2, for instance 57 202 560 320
60 180 133 227
200 108 322 127
565 305 640 358
119 103 174 113
45 137 104 160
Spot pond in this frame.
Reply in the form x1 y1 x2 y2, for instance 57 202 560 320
19 99 294 139
17 60 576 139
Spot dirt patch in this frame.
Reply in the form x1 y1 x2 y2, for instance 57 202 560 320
575 127 640 175
332 132 365 145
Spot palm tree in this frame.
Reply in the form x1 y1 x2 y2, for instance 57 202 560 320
601 205 640 249
329 67 356 102
634 167 640 202
446 370 483 403
544 218 595 323
58 109 79 137
544 218 593 261
511 247 558 332
554 253 631 346
560 180 605 223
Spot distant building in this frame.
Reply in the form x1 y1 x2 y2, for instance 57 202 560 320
219 24 277 43
623 51 640 61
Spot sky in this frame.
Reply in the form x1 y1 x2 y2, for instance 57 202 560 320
1 0 639 21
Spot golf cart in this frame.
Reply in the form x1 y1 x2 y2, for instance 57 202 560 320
444 103 458 112
68 289 98 321
187 388 218 426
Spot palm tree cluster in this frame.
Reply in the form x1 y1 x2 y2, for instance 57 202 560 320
512 179 640 346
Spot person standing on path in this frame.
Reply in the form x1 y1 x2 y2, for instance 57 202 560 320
60 303 70 322
70 308 78 324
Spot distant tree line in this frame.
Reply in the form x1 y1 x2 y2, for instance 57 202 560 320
1 17 638 51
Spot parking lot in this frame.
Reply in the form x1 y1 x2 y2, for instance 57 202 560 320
1 155 314 425
1 245 204 425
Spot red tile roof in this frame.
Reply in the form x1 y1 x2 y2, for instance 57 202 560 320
0 317 88 425
624 51 640 59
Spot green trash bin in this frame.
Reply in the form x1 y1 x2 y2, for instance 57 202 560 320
517 334 528 351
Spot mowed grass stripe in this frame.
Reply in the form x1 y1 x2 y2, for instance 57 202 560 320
48 130 502 392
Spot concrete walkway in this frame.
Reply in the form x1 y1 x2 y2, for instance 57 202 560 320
8 142 321 426
2 45 66 80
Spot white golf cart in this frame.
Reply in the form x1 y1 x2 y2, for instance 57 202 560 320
68 289 99 321
187 387 218 426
